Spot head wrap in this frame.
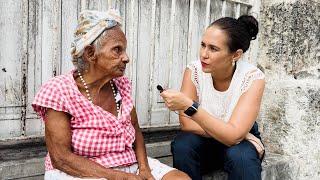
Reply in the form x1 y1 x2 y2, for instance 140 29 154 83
71 9 122 58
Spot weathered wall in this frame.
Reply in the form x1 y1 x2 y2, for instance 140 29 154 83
258 0 320 179
0 0 255 140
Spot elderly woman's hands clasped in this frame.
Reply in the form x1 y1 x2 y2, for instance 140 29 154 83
138 168 155 180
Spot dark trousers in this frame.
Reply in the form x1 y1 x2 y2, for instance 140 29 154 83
171 122 262 180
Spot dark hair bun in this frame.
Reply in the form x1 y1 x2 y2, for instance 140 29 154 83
237 15 258 40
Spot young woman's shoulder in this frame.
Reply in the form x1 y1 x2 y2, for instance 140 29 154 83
187 60 201 70
186 60 202 86
186 60 202 80
237 61 263 74
237 61 265 93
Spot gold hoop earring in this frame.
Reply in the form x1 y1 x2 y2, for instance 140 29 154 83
232 60 235 66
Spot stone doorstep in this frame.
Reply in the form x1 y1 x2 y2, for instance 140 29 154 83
0 141 290 180
0 158 44 180
148 142 292 180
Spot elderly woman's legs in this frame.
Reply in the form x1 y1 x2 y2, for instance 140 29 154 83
143 157 191 180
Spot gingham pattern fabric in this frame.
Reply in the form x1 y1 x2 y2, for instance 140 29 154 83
45 157 176 180
32 70 137 171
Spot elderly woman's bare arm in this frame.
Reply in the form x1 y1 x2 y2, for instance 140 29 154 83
45 108 142 179
131 107 155 179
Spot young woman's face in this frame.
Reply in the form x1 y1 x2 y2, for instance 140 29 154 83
95 26 129 77
199 26 234 73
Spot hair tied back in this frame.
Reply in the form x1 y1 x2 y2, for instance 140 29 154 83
237 15 259 40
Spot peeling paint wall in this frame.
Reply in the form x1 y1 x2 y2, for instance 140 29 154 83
0 0 255 139
258 0 320 179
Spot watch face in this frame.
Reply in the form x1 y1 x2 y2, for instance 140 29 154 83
184 101 198 116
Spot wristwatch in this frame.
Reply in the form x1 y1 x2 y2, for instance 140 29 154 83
184 101 199 116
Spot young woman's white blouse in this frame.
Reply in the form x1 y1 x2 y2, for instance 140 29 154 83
187 60 265 122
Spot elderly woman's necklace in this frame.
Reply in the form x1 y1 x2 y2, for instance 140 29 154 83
77 71 120 116
78 71 93 103
110 81 121 115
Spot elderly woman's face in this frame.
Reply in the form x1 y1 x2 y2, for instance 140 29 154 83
94 26 129 77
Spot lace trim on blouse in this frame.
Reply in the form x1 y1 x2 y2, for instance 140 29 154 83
187 62 200 98
187 60 265 122
240 69 265 93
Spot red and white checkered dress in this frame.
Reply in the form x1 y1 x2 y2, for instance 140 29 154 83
32 70 137 171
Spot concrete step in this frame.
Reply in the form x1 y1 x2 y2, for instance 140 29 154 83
202 152 291 180
1 140 291 180
0 129 180 179
156 155 291 180
148 141 292 180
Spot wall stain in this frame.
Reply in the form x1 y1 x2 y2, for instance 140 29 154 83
260 1 320 75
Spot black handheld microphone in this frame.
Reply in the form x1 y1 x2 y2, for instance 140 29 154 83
157 85 164 93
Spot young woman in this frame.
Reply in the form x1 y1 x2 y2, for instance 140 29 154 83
160 15 265 180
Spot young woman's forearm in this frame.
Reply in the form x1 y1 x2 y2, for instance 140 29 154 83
179 115 211 137
191 108 246 146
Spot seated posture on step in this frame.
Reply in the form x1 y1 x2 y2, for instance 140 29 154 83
32 10 189 180
160 15 265 180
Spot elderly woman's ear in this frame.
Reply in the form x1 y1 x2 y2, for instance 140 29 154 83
83 45 97 63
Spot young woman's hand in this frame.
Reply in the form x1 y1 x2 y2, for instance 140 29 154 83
160 89 193 111
245 133 265 159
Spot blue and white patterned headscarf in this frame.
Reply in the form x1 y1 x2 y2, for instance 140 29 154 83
71 9 122 58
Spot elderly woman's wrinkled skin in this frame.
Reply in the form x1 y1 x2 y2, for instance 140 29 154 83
75 26 130 113
88 26 129 78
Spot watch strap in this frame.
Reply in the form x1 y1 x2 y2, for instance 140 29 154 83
184 101 199 116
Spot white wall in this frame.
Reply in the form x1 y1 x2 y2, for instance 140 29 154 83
0 0 257 140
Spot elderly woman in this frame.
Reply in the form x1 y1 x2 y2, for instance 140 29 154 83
32 10 189 180
160 15 265 180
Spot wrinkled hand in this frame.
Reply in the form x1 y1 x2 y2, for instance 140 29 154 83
160 89 193 111
116 172 143 180
138 168 155 180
